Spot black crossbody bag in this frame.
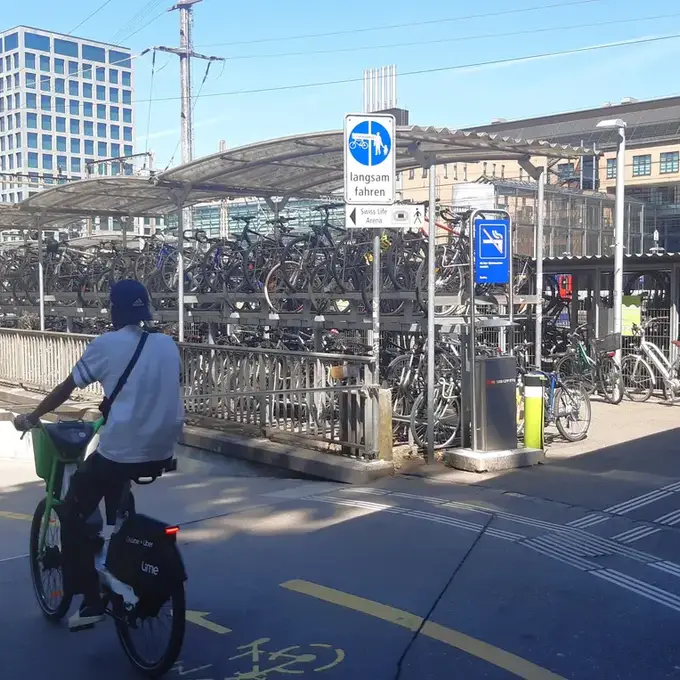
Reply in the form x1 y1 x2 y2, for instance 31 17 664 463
98 332 149 424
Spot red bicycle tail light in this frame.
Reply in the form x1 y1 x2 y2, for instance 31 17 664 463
606 351 616 358
165 526 180 536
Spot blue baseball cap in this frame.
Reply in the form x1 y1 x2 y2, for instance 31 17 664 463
110 279 152 328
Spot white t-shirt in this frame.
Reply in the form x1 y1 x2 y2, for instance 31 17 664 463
72 326 185 464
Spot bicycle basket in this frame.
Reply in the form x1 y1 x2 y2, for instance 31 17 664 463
593 332 621 354
33 421 96 481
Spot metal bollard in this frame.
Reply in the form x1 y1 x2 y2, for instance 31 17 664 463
523 373 545 450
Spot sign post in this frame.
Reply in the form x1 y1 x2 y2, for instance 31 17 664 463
468 211 512 451
344 113 396 459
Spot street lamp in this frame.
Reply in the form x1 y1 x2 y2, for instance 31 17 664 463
596 118 627 362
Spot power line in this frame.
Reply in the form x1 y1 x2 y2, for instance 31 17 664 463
130 32 680 105
118 10 169 44
69 0 117 35
112 0 167 43
195 0 604 48
217 12 680 62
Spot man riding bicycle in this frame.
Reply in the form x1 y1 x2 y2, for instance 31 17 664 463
14 280 185 631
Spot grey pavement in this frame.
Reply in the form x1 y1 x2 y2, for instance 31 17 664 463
2 400 680 679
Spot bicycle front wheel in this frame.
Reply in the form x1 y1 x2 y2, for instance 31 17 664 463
621 354 654 402
29 498 73 621
598 356 624 405
115 583 186 678
555 381 591 442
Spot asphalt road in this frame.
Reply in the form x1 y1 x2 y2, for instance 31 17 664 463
3 401 680 680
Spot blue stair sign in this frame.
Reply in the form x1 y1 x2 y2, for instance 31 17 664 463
474 218 510 285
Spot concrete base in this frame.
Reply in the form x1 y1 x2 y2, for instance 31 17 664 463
443 447 545 473
180 426 394 484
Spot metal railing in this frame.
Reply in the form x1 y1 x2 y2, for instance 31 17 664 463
0 329 377 458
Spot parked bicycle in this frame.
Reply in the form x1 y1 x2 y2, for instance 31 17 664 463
554 323 623 404
621 318 680 402
24 416 186 677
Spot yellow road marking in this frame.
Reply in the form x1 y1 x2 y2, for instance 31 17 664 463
0 510 32 522
281 579 568 680
185 610 232 635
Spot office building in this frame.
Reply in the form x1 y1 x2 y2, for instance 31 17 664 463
0 25 135 238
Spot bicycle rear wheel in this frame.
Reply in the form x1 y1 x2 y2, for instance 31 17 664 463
598 356 624 405
29 498 73 621
555 381 591 442
115 583 186 678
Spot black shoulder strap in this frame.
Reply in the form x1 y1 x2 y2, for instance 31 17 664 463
108 332 149 409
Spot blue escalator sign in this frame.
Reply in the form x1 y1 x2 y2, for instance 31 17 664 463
474 218 510 285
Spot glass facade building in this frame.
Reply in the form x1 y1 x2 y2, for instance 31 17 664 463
0 26 134 207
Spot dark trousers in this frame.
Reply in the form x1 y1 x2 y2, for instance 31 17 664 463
61 452 170 601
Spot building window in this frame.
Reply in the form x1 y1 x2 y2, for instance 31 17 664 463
24 32 50 52
110 124 120 140
98 141 107 157
84 121 94 136
55 117 66 132
27 152 38 168
41 134 52 151
123 126 132 142
109 69 118 84
55 78 65 94
122 90 131 105
83 83 92 98
632 154 652 177
41 95 51 111
83 102 93 118
56 155 67 173
96 67 105 82
26 93 37 110
122 71 131 87
97 122 107 137
110 87 119 103
82 64 92 80
110 106 119 121
54 39 78 58
660 151 679 174
82 45 106 63
26 73 36 89
40 55 50 72
56 136 66 152
40 76 50 92
25 53 36 70
606 158 616 179
70 119 80 134
124 145 133 157
71 138 81 154
27 132 38 149
71 157 81 173
69 100 79 116
27 113 37 129
54 58 65 74
41 115 52 131
84 139 94 155
55 97 66 114
42 153 53 170
123 108 132 123
109 50 132 69
68 80 79 97
111 143 120 157
97 104 106 119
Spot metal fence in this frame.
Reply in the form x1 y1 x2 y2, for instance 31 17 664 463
0 329 377 459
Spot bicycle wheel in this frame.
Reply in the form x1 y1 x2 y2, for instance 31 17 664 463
555 381 591 442
621 354 654 402
409 390 460 449
115 583 186 678
598 356 624 405
554 353 595 395
29 499 73 621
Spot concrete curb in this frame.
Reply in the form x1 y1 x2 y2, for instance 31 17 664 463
180 426 394 484
443 447 545 473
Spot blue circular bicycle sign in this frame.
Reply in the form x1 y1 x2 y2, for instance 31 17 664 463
348 120 392 167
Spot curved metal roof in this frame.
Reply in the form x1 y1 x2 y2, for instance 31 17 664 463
159 126 597 197
19 177 225 218
0 204 77 231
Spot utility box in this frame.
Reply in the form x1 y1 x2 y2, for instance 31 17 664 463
463 355 517 452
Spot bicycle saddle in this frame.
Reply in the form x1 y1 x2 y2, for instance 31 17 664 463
132 457 177 485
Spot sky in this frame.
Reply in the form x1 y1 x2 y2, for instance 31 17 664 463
4 0 680 169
